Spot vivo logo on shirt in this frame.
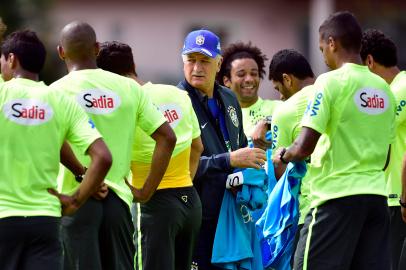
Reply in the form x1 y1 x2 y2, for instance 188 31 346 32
3 99 53 125
354 88 389 115
76 89 121 115
159 104 182 128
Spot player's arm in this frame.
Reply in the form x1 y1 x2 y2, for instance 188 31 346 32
60 141 86 176
251 119 272 150
272 127 321 171
190 136 203 180
400 152 406 223
60 141 109 200
50 138 112 215
127 122 176 203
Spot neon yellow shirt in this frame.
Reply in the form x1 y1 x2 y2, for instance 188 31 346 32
51 69 166 208
0 75 4 84
0 78 100 218
302 63 396 208
272 85 314 224
241 97 281 137
385 71 406 206
131 82 200 189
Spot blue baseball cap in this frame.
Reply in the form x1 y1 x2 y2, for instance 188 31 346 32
182 29 221 58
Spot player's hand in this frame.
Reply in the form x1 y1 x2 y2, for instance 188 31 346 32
272 147 288 179
251 120 271 150
401 205 406 223
230 147 266 169
125 178 150 203
48 188 81 216
92 182 109 200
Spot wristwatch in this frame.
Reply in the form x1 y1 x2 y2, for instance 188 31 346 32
264 116 272 131
280 148 289 164
75 167 87 183
399 199 406 208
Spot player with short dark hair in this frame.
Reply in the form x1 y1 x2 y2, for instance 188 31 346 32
361 28 406 270
0 29 111 270
97 40 203 270
51 21 176 270
273 11 396 269
218 42 281 138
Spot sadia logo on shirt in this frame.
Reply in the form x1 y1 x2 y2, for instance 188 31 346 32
76 89 121 115
354 88 389 115
159 104 183 128
3 99 53 125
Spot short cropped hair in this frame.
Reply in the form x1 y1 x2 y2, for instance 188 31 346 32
97 41 137 76
360 29 397 67
1 30 46 73
217 42 267 84
319 11 362 53
268 49 314 82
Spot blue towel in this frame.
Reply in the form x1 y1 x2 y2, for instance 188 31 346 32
211 190 263 270
255 162 307 270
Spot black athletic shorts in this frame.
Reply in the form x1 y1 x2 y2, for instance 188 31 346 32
294 195 390 270
138 186 202 270
0 216 62 270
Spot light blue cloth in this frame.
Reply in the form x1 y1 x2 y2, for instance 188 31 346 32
255 162 307 270
212 190 263 270
212 141 274 269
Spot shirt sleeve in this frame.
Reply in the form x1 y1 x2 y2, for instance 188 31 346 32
63 94 102 154
134 82 167 135
301 76 332 134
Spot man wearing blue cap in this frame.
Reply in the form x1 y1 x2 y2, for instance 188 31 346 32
177 29 267 270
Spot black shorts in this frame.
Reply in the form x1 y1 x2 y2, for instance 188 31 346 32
61 190 135 270
0 216 62 270
389 206 406 270
294 195 390 270
138 186 202 270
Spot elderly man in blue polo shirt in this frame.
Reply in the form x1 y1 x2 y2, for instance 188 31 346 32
177 29 267 270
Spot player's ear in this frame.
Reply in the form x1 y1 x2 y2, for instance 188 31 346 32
57 45 65 60
94 42 100 57
223 76 231 88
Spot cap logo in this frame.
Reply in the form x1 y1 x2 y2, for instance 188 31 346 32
196 35 205 45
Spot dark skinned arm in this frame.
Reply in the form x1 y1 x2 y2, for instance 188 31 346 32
49 138 112 215
272 127 321 179
190 136 203 180
127 122 176 203
60 141 86 176
60 141 109 200
400 153 406 223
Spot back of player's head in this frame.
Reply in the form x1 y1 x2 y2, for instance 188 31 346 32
217 42 267 83
268 49 314 82
360 29 397 67
60 21 97 60
319 11 362 53
97 41 137 76
1 30 46 73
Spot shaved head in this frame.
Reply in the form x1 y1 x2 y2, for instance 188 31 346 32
60 21 97 61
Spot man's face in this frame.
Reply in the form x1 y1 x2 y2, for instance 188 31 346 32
183 52 220 94
226 58 260 104
319 36 335 70
271 79 289 101
0 54 12 81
